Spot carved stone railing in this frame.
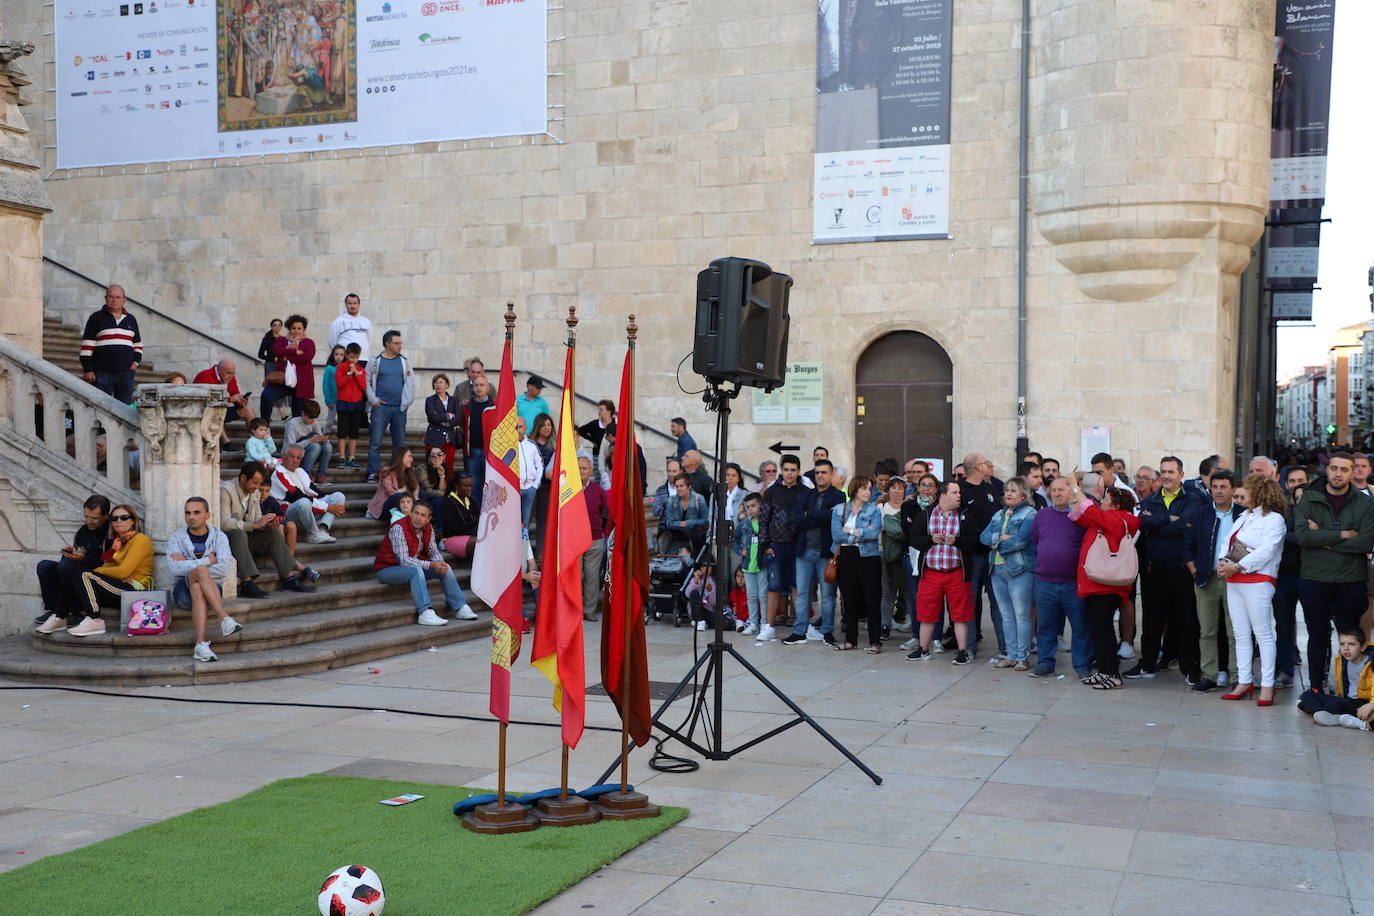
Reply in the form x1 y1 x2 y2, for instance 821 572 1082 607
0 332 146 510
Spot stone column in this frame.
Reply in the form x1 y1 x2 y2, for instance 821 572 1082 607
1028 0 1274 464
135 384 231 591
0 25 52 355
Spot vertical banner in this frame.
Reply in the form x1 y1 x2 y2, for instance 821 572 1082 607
1270 0 1336 208
813 0 953 243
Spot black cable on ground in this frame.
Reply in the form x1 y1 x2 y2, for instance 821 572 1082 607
0 684 623 733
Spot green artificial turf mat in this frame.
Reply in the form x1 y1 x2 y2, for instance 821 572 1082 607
0 774 687 915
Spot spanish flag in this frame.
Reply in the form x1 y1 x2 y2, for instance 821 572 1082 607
471 335 524 722
530 346 591 748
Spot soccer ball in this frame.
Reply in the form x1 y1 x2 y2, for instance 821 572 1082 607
318 865 385 916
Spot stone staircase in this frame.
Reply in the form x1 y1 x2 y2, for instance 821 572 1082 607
0 316 495 686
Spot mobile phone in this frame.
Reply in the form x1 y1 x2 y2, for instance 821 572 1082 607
379 793 425 806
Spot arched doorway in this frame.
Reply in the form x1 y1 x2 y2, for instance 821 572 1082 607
855 331 953 478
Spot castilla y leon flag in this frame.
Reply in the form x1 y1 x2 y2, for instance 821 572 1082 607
601 346 652 747
531 346 592 748
470 336 524 722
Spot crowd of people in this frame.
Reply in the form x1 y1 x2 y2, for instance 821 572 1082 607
59 288 1374 730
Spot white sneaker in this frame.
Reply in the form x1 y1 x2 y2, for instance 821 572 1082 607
892 621 913 632
1339 714 1371 731
756 624 776 642
806 626 823 642
1118 641 1135 659
67 617 106 637
1216 672 1229 687
454 605 478 621
931 641 945 654
741 623 758 636
220 616 243 637
193 641 218 662
417 608 449 626
900 636 920 651
35 614 68 634
306 530 335 544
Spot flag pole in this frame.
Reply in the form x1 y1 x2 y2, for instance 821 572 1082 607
532 305 600 827
594 315 660 821
618 316 638 797
460 301 540 835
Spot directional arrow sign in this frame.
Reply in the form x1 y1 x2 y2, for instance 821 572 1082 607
768 441 800 455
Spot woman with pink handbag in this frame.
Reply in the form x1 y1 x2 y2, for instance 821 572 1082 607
1066 473 1141 689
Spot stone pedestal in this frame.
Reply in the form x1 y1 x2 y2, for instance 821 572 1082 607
135 384 230 591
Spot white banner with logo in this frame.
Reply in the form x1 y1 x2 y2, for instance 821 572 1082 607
54 0 546 169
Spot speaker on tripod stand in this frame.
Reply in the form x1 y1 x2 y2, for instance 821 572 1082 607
596 256 882 786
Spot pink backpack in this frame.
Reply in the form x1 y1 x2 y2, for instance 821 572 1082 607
127 597 170 635
1083 519 1138 587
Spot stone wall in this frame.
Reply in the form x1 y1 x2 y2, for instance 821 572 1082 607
3 0 1274 476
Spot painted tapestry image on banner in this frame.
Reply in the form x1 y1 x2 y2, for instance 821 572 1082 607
813 0 952 244
219 0 357 132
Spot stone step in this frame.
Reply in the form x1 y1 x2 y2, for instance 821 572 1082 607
30 596 488 658
0 616 488 686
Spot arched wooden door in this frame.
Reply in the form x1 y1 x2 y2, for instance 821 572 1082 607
855 331 953 477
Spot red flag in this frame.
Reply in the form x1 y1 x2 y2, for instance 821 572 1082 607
602 345 653 746
530 346 592 748
473 338 524 722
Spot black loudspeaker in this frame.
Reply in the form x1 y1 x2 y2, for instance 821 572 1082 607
692 257 792 392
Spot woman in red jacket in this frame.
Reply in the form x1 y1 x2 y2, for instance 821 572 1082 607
259 313 316 419
1067 476 1141 690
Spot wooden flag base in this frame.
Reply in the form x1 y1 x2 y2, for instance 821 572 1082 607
460 801 541 835
592 790 660 820
533 794 602 827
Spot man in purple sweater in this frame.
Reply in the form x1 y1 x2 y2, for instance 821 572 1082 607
578 454 610 621
1028 476 1093 678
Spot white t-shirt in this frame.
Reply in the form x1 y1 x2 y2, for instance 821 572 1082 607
328 312 373 356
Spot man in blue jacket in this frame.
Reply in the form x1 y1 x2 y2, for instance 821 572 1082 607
1126 456 1205 681
1183 469 1243 692
783 459 845 646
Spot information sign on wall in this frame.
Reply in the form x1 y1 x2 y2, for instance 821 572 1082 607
752 362 824 424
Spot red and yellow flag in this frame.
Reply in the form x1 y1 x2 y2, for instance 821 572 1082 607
531 346 591 748
472 337 524 721
602 345 653 747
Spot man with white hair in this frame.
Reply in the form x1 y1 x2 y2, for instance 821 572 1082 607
194 358 257 449
271 444 347 543
1247 455 1279 481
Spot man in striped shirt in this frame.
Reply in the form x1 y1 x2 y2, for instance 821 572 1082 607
80 285 143 404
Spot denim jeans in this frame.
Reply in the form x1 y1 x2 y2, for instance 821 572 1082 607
520 486 536 528
1298 578 1366 690
742 568 767 629
967 552 1004 655
367 404 408 476
93 369 135 404
173 576 222 610
1272 573 1300 678
466 450 486 504
1033 579 1092 674
286 492 345 539
991 565 1034 662
376 564 469 614
793 548 836 636
302 440 333 479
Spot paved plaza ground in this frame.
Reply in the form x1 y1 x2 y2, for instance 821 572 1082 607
1 622 1371 915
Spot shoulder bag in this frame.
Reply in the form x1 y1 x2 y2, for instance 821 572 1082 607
1083 518 1138 587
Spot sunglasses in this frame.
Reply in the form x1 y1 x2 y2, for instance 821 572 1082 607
429 453 444 458
110 514 134 522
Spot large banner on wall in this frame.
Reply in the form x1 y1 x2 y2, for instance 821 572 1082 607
1270 0 1335 208
54 0 546 169
812 0 953 244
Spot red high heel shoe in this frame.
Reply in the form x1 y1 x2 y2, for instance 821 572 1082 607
1220 684 1254 701
1256 690 1275 707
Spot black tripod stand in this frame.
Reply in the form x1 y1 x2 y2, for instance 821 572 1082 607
596 380 881 785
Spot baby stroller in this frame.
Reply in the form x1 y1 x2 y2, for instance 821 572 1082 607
648 540 711 627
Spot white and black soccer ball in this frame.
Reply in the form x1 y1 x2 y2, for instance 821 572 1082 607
318 864 385 916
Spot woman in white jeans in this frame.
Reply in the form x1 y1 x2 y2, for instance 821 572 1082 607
1216 474 1288 706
